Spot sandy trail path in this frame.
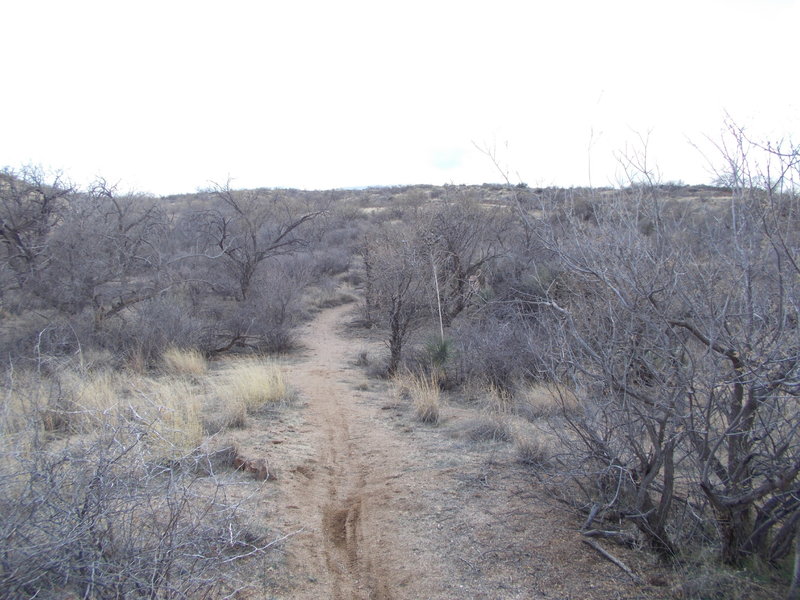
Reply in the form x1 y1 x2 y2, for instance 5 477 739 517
264 302 670 600
278 303 434 599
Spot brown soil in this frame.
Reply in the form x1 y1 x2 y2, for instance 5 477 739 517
245 303 674 599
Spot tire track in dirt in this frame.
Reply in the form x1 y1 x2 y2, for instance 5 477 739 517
281 304 396 600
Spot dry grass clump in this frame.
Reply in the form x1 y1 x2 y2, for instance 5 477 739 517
485 382 514 413
202 396 247 434
1 370 60 435
394 371 442 425
515 383 580 421
162 347 208 376
136 377 205 458
514 433 551 467
59 368 128 432
217 359 289 413
460 416 513 443
3 365 207 460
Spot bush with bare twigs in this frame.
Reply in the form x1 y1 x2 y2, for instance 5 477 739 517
0 367 285 599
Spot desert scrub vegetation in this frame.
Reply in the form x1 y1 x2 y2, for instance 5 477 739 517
348 124 800 596
2 118 799 596
507 126 800 599
513 383 580 421
0 364 282 598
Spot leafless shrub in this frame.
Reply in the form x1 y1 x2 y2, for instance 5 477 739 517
95 295 204 368
0 396 280 598
311 247 352 277
197 182 324 302
676 564 774 600
451 318 542 388
528 126 800 569
361 226 429 374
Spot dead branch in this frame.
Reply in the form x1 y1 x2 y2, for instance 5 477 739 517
582 539 643 584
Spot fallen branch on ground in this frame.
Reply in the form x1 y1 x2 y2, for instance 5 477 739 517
581 539 643 584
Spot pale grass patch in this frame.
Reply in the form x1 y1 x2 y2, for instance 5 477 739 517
394 371 441 425
1 366 209 460
516 383 580 420
1 370 57 435
162 347 208 376
0 372 63 467
459 415 513 443
486 382 514 414
217 359 289 413
60 369 127 432
136 377 205 458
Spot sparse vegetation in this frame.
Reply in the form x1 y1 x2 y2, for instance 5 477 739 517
0 361 283 598
459 416 513 443
2 118 798 598
514 432 551 467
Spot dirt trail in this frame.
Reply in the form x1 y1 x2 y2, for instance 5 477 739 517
279 303 425 599
266 303 671 599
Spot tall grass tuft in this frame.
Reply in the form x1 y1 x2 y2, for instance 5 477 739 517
395 371 441 425
515 383 580 420
1 370 60 435
60 369 127 432
217 359 289 413
162 347 208 376
138 377 205 458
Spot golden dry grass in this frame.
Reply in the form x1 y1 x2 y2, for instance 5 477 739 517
162 347 208 376
1 366 207 460
1 370 56 435
216 358 289 413
59 368 127 432
516 383 580 420
394 371 441 425
137 377 205 457
1 355 292 462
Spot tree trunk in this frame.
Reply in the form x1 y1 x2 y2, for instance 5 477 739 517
788 531 800 600
630 488 677 560
387 298 403 375
719 505 754 566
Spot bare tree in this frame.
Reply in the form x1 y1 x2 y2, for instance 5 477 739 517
200 181 324 301
33 180 169 322
418 198 504 325
361 226 428 374
0 166 73 292
525 127 800 570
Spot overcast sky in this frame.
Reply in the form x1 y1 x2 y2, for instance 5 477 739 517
2 1 798 195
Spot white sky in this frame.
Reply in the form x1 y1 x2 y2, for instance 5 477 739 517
2 0 798 194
